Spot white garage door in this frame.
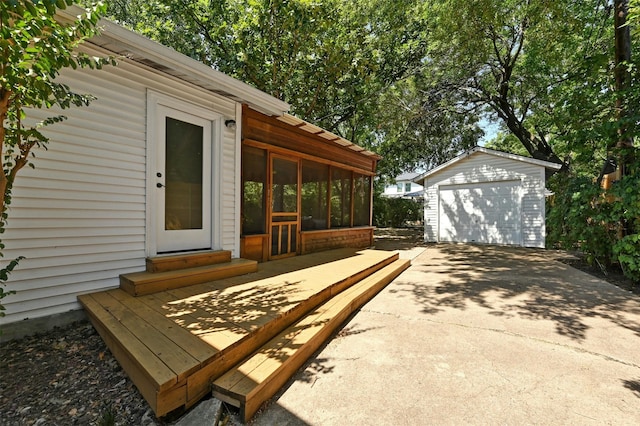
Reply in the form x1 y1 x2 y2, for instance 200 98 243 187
438 181 522 245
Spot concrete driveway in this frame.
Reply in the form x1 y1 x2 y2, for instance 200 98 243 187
252 244 640 425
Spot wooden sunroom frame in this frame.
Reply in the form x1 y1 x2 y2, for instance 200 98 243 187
240 106 381 262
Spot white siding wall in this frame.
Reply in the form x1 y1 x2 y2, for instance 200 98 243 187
383 180 423 197
0 45 240 325
422 152 547 248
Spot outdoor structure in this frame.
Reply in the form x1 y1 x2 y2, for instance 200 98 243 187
413 147 562 248
381 172 423 200
0 8 411 423
0 8 378 336
240 107 378 262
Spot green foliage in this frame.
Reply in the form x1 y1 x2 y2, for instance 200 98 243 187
97 402 116 426
423 0 614 167
547 159 640 283
547 174 618 268
484 132 531 157
0 256 22 317
96 0 437 174
0 0 112 320
373 196 422 228
373 74 482 179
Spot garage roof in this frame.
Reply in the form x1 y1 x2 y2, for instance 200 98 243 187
412 147 562 183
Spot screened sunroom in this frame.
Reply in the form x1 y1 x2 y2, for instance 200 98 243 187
240 107 379 261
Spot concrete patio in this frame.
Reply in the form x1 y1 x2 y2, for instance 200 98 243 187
249 243 640 425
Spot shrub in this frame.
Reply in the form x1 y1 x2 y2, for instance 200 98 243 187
547 158 640 283
373 196 422 228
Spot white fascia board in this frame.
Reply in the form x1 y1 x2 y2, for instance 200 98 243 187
473 147 563 170
413 146 563 183
59 6 290 117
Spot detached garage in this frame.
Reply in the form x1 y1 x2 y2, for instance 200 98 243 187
414 147 562 248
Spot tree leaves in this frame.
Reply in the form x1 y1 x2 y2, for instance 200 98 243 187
98 0 435 173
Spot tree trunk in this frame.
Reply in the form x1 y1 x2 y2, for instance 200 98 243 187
614 0 633 165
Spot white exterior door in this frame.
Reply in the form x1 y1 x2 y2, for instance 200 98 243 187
438 181 522 245
155 105 213 253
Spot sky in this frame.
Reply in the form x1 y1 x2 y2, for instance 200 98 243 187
479 118 500 146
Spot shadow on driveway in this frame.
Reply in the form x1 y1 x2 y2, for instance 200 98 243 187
394 243 640 342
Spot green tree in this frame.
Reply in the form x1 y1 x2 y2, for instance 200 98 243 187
373 75 482 178
422 0 614 169
100 0 431 145
0 0 112 316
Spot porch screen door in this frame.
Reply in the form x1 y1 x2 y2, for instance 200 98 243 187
156 105 212 253
270 156 299 258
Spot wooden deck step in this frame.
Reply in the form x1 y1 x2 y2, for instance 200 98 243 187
120 258 258 296
78 289 219 415
81 249 406 418
211 258 411 423
146 250 232 273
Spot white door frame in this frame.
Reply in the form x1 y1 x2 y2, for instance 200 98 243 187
146 90 222 256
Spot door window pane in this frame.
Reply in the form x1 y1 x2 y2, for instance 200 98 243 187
165 117 203 230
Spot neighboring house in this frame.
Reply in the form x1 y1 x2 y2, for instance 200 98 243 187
0 8 379 338
382 172 423 199
413 147 562 248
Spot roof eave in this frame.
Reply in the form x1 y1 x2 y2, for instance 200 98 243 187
276 114 382 160
414 146 563 182
59 6 290 117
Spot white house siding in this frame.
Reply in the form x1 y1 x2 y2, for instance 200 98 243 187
0 44 240 325
422 152 547 248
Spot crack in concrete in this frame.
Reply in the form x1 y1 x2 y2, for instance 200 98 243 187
361 308 640 370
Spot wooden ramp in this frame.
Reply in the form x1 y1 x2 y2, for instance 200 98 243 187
78 248 409 420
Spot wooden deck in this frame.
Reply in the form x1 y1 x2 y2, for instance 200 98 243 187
79 248 409 420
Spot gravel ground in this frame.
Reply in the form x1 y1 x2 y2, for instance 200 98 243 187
0 322 160 426
1 228 636 425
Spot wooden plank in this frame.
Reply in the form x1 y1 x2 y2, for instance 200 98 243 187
212 258 410 422
120 258 258 296
242 107 376 173
300 227 374 254
123 259 257 287
89 291 199 388
138 291 247 352
108 289 218 364
146 250 232 273
78 293 163 413
156 381 188 417
82 248 401 419
240 235 268 262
